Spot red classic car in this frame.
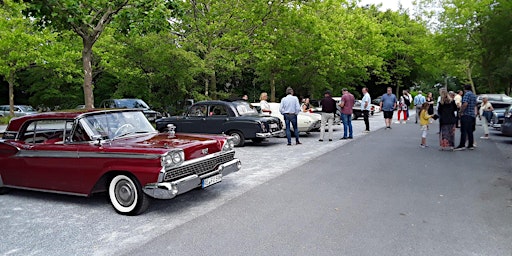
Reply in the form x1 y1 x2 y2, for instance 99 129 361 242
0 109 241 215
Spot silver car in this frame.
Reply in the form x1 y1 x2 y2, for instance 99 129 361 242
0 105 37 117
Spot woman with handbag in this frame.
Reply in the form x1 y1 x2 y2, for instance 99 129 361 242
478 96 494 139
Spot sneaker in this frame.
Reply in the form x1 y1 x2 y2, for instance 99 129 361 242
348 137 353 139
454 146 465 151
296 141 302 145
363 130 370 133
394 121 400 124
329 139 332 141
420 144 426 148
480 136 489 139
467 146 475 150
319 139 323 142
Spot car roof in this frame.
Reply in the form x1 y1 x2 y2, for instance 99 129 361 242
6 109 140 132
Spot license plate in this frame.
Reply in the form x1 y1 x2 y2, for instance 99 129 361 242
202 174 222 188
270 123 278 129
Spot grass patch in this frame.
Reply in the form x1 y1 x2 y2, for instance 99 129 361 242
0 116 13 125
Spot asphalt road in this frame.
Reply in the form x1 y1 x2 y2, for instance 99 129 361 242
1 114 511 256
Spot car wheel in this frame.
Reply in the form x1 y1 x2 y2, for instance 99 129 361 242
351 113 358 120
108 174 149 215
228 130 245 147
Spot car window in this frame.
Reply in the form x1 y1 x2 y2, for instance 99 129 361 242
189 105 207 117
82 111 155 140
234 101 258 115
20 119 70 144
209 105 228 116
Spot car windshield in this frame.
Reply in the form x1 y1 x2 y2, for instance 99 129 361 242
234 101 259 115
116 99 150 109
18 105 35 112
82 111 155 140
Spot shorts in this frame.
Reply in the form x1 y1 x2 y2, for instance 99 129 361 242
383 111 394 119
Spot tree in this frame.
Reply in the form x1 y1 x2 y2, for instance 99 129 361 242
25 0 175 109
0 1 50 116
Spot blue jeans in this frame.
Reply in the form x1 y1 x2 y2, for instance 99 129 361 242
458 115 475 148
283 113 300 144
341 113 353 138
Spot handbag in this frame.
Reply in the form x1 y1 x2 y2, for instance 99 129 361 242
482 111 493 123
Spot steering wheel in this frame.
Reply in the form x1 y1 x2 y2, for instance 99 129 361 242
113 124 135 138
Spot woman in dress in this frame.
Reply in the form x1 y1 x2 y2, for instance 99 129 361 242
478 95 494 139
437 89 457 151
426 92 435 115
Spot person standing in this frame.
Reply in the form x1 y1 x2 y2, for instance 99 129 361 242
454 84 477 150
319 90 337 141
379 87 397 129
259 92 272 115
279 87 301 146
396 91 408 124
413 91 426 123
426 92 435 115
403 90 412 120
478 95 494 139
438 89 457 151
419 102 434 148
339 88 355 139
361 87 371 133
454 90 463 128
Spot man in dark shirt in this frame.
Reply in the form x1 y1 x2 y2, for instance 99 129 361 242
319 90 337 141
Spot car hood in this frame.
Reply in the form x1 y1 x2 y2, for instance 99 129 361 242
107 132 227 160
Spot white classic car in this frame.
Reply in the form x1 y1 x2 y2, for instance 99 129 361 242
251 102 322 133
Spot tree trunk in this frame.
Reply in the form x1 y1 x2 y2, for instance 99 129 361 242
270 72 276 102
8 70 15 117
204 77 209 97
210 71 217 100
82 38 95 109
466 63 476 93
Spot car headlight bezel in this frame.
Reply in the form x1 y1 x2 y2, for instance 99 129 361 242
161 149 184 167
222 137 235 151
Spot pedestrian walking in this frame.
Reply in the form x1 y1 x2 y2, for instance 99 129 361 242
279 87 302 146
437 89 457 151
478 95 494 139
361 87 371 133
426 92 435 116
339 88 355 139
319 90 337 141
413 91 426 123
259 92 272 115
403 90 412 120
454 84 477 151
379 87 397 129
419 102 435 148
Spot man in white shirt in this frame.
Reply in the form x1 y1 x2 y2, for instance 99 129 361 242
361 87 371 132
279 87 301 145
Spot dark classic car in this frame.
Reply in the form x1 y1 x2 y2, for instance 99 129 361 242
156 100 284 147
501 105 512 137
98 98 161 122
0 109 241 215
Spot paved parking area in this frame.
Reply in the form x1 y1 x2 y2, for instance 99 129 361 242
0 113 389 255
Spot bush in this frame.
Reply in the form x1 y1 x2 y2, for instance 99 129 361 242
0 116 13 125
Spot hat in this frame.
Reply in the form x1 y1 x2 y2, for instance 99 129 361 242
324 90 332 95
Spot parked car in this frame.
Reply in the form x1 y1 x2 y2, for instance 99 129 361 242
332 97 364 120
155 100 284 147
477 94 512 129
251 102 322 133
98 99 161 122
500 105 512 137
0 109 241 215
0 105 37 117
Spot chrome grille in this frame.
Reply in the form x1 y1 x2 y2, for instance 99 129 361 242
164 151 235 181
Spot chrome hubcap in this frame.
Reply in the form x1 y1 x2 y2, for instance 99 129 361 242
115 180 135 207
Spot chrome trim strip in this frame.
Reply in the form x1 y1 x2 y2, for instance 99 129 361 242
3 185 88 197
14 150 160 159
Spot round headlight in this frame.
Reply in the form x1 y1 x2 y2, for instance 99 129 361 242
171 151 183 164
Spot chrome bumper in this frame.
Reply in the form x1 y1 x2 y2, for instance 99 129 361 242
256 130 285 138
143 159 242 199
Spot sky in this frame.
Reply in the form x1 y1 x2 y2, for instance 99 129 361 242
358 0 415 11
